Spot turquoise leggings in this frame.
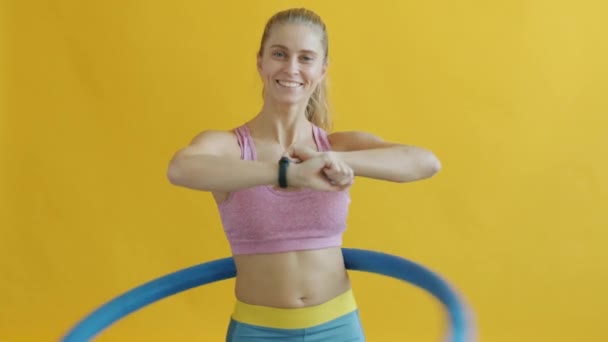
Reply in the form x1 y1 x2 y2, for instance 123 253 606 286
225 310 365 342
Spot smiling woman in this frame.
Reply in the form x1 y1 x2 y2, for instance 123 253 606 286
256 9 331 131
167 7 440 342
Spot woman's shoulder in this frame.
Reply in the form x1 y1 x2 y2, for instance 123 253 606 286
192 120 253 142
190 128 236 142
182 128 241 157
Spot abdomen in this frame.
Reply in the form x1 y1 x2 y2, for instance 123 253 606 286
233 247 351 308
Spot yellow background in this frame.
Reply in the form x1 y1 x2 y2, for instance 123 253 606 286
2 0 607 341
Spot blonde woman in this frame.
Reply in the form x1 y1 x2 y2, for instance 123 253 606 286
168 8 441 342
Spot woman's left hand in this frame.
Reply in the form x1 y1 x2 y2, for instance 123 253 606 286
288 145 354 188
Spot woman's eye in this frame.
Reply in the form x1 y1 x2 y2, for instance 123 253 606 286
301 55 313 62
272 51 285 58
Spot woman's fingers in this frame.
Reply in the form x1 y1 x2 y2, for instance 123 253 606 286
324 160 353 186
288 152 354 191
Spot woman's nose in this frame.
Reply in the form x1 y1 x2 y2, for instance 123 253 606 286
283 57 300 75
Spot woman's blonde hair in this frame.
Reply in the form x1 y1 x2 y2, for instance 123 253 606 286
258 8 332 131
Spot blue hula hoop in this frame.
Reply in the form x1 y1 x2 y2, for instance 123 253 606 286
62 248 474 341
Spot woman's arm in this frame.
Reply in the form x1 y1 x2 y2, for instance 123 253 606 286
167 130 347 192
328 131 441 182
167 130 276 192
290 131 440 183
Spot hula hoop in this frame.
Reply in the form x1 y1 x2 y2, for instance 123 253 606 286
62 248 474 341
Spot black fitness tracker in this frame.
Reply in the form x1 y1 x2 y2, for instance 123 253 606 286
278 157 290 188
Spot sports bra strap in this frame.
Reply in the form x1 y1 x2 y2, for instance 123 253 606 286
233 125 256 161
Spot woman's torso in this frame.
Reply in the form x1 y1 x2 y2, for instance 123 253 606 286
214 122 351 308
232 248 351 308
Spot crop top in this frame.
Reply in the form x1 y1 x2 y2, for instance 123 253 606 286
217 124 351 255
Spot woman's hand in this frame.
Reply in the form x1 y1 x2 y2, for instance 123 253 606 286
322 153 355 187
288 145 354 189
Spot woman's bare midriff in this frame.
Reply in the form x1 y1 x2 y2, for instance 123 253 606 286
233 247 351 308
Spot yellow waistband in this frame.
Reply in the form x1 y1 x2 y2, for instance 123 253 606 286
231 289 357 329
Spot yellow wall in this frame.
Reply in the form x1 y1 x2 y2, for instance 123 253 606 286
2 0 607 341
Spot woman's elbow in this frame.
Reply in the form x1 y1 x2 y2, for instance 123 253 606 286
166 157 185 186
425 152 442 177
398 149 441 182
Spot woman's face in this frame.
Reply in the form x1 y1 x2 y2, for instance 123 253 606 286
257 23 327 107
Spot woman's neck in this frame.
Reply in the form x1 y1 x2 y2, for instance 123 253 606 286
248 103 311 150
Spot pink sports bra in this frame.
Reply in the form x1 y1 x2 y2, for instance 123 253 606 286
217 124 351 255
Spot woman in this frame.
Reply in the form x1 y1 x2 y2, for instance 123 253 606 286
167 8 441 342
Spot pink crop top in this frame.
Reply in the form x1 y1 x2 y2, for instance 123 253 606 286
217 124 351 255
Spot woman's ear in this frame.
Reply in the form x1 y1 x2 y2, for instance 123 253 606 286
320 60 328 80
256 54 262 74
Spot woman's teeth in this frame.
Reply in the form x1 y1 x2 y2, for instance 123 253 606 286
277 80 302 88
